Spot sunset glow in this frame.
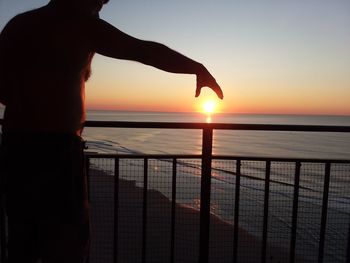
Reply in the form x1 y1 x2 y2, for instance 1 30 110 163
1 1 349 115
203 101 216 114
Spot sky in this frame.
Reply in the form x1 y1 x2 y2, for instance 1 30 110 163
0 0 350 115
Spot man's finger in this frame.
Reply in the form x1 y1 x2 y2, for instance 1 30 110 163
195 86 202 97
216 87 224 99
212 81 224 99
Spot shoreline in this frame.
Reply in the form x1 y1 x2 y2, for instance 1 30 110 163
88 168 303 262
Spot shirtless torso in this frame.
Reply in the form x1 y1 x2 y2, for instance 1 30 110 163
1 6 98 134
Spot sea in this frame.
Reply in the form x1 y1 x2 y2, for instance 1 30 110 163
83 110 350 159
1 109 350 262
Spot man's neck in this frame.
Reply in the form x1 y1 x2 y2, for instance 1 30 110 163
48 0 100 18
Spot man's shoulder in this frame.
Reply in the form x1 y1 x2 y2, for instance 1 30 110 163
3 8 45 33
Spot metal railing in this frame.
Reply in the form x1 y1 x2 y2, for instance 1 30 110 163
1 120 350 262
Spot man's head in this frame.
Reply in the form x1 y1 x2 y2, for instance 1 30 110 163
50 0 110 17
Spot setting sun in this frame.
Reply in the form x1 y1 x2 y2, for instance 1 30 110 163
203 101 216 114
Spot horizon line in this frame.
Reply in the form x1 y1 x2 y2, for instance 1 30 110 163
85 108 350 117
0 105 349 117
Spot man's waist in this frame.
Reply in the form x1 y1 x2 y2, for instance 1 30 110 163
1 107 85 136
1 132 85 149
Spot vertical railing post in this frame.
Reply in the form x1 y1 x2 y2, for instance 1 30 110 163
347 218 350 263
199 127 213 263
290 161 301 263
318 162 331 263
233 159 241 263
142 158 148 263
261 161 271 263
114 157 120 263
85 156 90 263
170 158 177 263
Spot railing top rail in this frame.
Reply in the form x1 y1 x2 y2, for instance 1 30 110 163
84 121 350 132
1 119 350 132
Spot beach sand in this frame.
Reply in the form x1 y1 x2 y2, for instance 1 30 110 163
88 168 303 263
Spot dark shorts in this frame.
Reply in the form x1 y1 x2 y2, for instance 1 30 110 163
0 133 90 263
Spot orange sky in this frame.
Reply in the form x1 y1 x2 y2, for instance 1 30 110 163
1 1 350 116
85 55 350 115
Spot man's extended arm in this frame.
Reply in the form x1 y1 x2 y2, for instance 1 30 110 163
92 19 223 99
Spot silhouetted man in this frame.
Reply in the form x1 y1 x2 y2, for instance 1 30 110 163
0 0 223 262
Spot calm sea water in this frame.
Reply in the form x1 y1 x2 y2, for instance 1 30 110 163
1 108 349 158
83 110 350 159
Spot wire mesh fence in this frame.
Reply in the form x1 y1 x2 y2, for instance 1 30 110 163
0 155 348 263
86 156 350 263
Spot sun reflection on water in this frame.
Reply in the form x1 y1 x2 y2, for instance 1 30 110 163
206 116 212 123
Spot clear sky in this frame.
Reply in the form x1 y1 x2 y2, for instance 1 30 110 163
1 0 350 115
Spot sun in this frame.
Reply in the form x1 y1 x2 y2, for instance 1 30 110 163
203 101 216 114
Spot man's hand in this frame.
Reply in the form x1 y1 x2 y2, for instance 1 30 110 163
195 65 224 100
